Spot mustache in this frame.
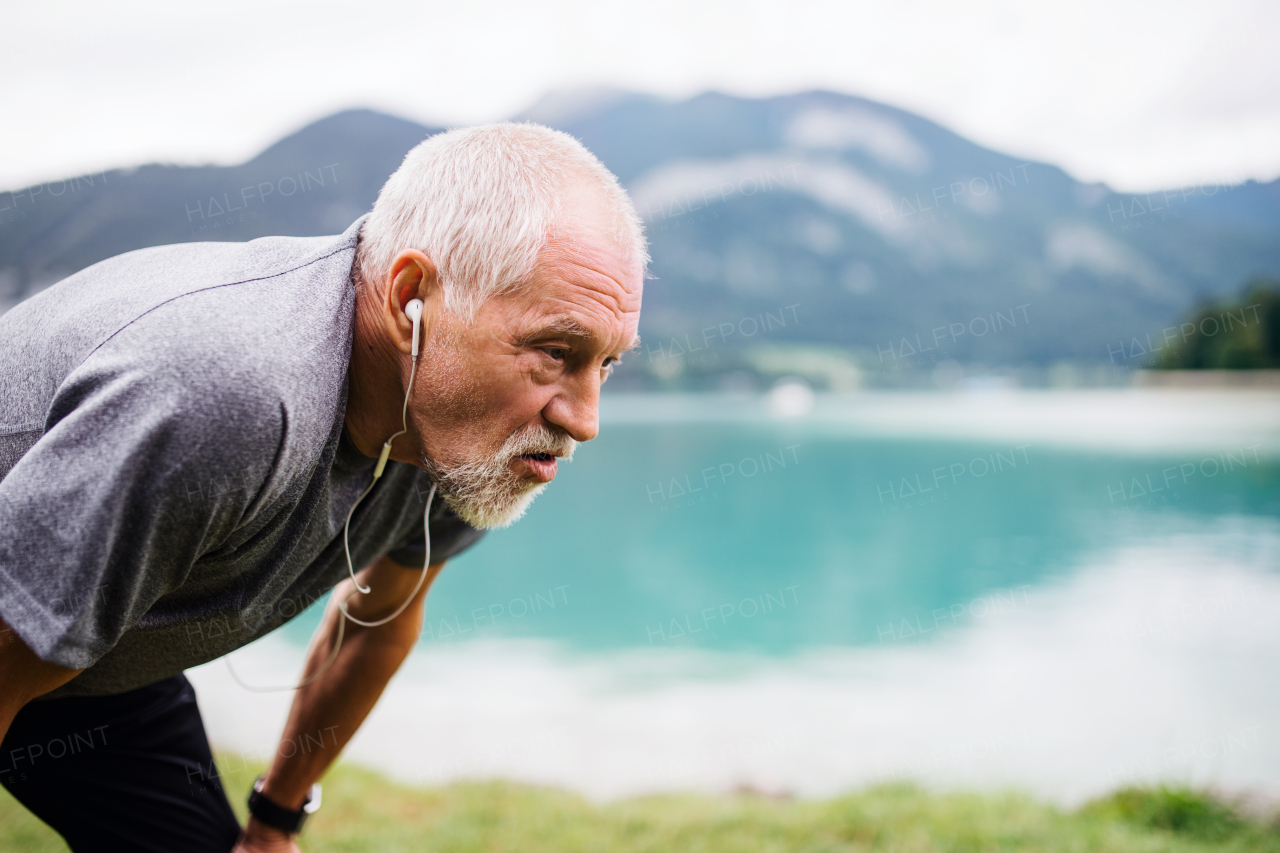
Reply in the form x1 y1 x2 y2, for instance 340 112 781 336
500 423 577 462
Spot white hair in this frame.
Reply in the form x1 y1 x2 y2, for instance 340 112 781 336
356 122 648 321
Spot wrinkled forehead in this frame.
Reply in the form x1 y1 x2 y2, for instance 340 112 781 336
495 233 642 353
548 232 640 306
548 176 646 283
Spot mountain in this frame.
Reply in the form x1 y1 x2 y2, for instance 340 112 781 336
0 109 436 300
3 91 1278 388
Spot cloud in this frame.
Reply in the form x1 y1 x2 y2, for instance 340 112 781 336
785 106 931 174
1045 223 1173 296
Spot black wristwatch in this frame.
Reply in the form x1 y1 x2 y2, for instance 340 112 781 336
248 776 321 834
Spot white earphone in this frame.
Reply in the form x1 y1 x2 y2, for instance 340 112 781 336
228 297 437 692
338 296 430 610
406 298 422 357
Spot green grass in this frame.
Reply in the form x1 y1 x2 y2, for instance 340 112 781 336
2 758 1277 852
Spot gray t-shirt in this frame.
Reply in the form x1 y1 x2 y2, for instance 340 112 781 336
0 216 485 698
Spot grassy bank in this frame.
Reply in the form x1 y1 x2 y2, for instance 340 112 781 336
2 759 1277 852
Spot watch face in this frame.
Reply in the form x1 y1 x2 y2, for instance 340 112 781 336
303 783 323 814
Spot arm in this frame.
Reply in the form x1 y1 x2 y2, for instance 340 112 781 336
235 555 444 851
0 617 84 743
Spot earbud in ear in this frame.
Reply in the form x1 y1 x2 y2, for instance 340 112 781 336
406 299 423 358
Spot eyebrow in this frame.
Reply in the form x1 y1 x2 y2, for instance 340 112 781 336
518 316 641 356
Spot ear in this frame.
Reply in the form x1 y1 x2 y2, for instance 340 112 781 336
382 250 442 356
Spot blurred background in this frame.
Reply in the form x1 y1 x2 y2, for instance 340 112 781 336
3 0 1278 815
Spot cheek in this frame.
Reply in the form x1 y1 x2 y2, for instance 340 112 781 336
422 329 555 431
469 358 554 422
497 362 555 414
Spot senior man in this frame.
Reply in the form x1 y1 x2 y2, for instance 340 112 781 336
0 123 646 852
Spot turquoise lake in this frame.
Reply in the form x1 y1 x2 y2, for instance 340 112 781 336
215 391 1280 803
279 392 1280 654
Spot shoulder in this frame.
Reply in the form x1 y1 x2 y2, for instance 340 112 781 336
3 217 366 370
0 218 367 421
3 220 369 502
82 220 369 417
54 217 366 306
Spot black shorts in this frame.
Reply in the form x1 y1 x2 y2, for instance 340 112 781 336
0 674 242 852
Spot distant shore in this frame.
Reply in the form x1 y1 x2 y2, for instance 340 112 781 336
1136 369 1280 388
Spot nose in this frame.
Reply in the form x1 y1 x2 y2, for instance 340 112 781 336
543 374 599 443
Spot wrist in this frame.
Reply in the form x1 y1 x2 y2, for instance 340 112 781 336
258 775 310 811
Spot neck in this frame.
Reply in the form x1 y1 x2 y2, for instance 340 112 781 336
345 279 416 463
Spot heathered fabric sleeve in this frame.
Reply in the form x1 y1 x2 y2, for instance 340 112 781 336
0 358 280 670
385 491 486 568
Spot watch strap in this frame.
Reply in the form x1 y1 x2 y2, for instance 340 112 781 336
248 776 321 834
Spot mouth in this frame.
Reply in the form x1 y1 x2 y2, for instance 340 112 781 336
514 452 558 483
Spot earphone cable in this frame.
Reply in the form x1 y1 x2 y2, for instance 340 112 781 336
225 307 433 691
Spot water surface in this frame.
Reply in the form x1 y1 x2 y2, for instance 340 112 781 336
198 390 1280 802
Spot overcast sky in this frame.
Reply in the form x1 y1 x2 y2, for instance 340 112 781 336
3 0 1277 193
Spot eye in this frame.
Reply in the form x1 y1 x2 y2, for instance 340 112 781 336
542 347 569 361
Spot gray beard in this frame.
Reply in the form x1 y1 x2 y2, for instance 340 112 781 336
420 422 576 529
